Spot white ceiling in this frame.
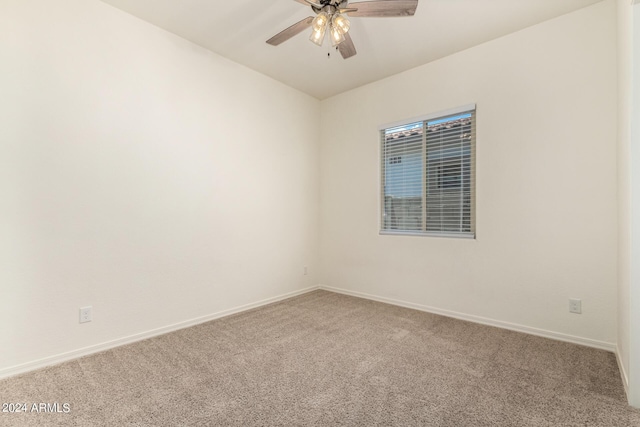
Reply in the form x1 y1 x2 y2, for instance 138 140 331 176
99 0 602 99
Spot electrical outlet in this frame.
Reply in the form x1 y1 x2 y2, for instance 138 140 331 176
79 306 92 323
304 266 308 276
569 299 582 314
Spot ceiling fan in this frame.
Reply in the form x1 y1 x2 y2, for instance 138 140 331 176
266 0 418 59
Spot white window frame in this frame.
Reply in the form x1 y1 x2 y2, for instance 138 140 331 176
379 104 476 239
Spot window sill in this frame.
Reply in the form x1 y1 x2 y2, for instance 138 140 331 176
379 230 475 239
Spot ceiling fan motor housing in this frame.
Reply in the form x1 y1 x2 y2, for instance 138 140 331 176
312 0 348 14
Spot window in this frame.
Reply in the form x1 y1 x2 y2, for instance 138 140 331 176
380 105 476 238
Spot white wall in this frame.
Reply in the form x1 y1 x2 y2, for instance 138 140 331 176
617 0 640 408
629 0 640 408
320 1 618 347
617 0 633 401
0 0 320 375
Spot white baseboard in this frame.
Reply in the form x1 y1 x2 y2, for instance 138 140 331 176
0 286 319 380
616 345 630 398
319 285 617 352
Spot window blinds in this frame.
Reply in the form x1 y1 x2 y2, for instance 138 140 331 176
380 107 476 238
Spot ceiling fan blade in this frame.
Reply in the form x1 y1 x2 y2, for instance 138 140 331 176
338 32 357 59
266 16 314 46
347 0 418 17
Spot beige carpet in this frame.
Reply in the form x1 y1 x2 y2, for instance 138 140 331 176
1 290 638 426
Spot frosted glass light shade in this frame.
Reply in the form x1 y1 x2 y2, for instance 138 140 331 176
332 14 350 35
330 25 345 46
312 12 329 31
310 24 327 46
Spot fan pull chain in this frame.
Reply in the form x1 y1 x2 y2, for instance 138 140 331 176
327 45 339 59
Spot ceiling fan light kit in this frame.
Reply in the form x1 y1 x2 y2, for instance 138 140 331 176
308 6 350 48
267 0 418 59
